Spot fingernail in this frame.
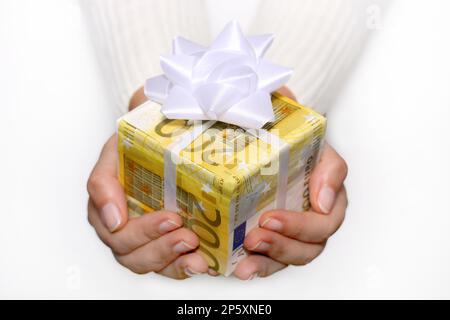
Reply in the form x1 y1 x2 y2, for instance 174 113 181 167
208 268 220 276
318 185 336 214
159 220 181 233
246 272 258 281
173 241 196 253
184 267 202 277
249 241 271 252
100 203 122 232
261 218 283 232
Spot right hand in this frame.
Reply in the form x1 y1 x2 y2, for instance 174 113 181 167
87 134 210 279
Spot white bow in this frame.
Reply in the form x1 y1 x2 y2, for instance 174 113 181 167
144 20 293 129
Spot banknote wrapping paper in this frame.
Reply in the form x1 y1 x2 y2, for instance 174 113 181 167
117 21 326 275
118 93 326 275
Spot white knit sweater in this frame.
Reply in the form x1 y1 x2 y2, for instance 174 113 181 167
80 0 383 115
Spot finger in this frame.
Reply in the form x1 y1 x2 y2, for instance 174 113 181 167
244 228 325 266
277 86 297 101
207 269 220 277
233 255 286 280
115 228 199 274
157 252 209 280
259 187 347 243
87 134 128 232
309 143 348 214
129 86 148 110
88 201 183 255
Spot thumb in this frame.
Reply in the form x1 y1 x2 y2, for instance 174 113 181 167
309 143 348 214
277 86 296 101
87 134 128 232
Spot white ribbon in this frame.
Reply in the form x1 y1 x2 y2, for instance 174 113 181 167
163 121 290 214
145 20 293 129
163 120 216 213
249 129 290 209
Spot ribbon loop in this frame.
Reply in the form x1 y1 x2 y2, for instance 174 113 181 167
144 20 293 129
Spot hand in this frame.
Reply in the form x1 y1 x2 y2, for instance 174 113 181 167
233 88 348 280
87 134 210 279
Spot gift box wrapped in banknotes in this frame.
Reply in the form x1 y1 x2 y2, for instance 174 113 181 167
117 21 326 275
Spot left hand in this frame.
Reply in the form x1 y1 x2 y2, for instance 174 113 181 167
234 89 348 280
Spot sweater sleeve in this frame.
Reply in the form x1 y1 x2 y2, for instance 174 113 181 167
248 0 386 114
80 0 385 115
79 0 210 115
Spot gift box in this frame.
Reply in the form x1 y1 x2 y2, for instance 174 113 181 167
116 20 327 275
117 93 326 275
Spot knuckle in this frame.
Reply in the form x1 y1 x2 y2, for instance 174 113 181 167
129 87 146 110
314 228 330 244
342 187 349 209
99 235 116 252
292 230 304 242
334 215 346 236
159 271 187 280
294 256 313 266
105 134 117 148
148 242 177 271
290 216 306 239
127 265 148 275
97 232 130 256
109 240 131 256
304 251 320 265
86 173 105 196
125 263 149 275
87 201 95 227
150 253 172 272
293 248 323 267
115 255 152 275
139 215 161 239
323 219 337 240
87 211 94 227
336 157 348 178
269 243 285 260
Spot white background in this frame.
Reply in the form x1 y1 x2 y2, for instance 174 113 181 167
1 0 449 299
